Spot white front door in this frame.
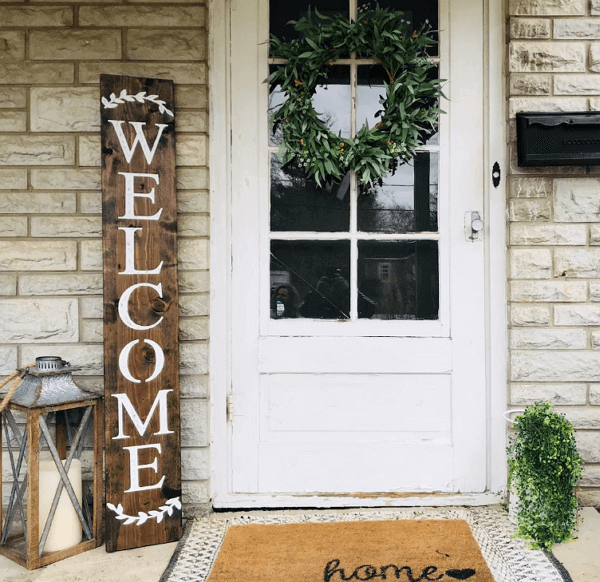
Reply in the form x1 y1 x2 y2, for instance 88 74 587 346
223 0 488 502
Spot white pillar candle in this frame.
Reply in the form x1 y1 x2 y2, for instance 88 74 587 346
38 456 83 553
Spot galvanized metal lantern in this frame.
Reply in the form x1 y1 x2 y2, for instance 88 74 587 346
0 356 103 569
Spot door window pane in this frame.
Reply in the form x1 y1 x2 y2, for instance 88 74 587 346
271 240 351 319
358 152 438 233
358 240 439 320
271 154 350 232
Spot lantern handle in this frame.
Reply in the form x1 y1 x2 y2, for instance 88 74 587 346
0 364 36 414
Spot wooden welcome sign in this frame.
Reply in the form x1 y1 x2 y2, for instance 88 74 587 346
101 75 182 552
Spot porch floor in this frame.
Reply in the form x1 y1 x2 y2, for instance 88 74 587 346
1 506 599 582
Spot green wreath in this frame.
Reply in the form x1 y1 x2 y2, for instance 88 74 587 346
268 7 445 188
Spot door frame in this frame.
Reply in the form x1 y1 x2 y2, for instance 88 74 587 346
208 0 507 508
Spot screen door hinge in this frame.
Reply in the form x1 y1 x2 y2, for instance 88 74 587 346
226 391 234 423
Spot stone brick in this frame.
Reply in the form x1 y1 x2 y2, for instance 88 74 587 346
179 294 209 317
0 169 26 189
510 224 586 245
555 178 600 222
0 274 16 295
510 249 552 279
0 241 76 271
591 384 600 405
31 87 99 132
0 136 75 166
80 62 206 85
511 351 600 381
180 342 208 375
81 297 102 319
80 240 102 271
20 345 102 375
593 0 600 14
555 249 600 278
178 215 209 237
180 398 208 446
510 17 551 38
30 30 120 60
30 168 100 190
0 88 25 108
558 407 600 428
509 96 587 118
0 111 25 131
127 29 206 61
0 6 72 26
31 216 101 237
589 97 600 111
79 135 100 167
0 192 76 214
579 465 600 487
555 19 600 39
177 111 208 133
0 346 17 375
0 31 24 60
176 86 208 109
509 176 552 198
509 0 585 15
19 274 102 295
588 44 600 72
576 490 600 509
81 319 102 343
510 304 550 326
510 383 587 406
181 480 209 506
177 191 209 213
178 271 209 294
80 6 204 27
178 239 209 270
80 192 101 214
510 281 587 302
575 432 600 463
0 216 26 236
509 199 551 221
509 41 585 72
179 317 209 341
591 330 600 348
0 298 77 343
180 375 208 399
591 282 600 301
509 74 551 96
181 448 209 481
0 63 73 84
510 328 586 349
590 225 600 245
554 75 600 95
176 135 207 166
555 305 600 325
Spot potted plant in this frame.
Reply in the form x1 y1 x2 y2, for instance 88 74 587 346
506 401 583 551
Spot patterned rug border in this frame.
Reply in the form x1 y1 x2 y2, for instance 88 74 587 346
159 507 573 582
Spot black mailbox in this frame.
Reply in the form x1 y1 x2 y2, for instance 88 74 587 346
516 111 600 167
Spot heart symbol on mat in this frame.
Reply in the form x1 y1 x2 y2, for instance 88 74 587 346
445 569 476 580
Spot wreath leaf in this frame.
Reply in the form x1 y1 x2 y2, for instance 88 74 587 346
106 497 181 526
268 7 444 188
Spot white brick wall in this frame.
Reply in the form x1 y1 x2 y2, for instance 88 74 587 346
0 1 209 515
509 0 600 504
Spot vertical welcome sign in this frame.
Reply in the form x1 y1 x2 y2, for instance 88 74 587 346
101 75 181 551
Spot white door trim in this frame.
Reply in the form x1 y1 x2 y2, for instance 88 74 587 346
209 0 507 507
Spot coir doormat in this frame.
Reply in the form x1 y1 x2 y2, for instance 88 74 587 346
206 519 493 582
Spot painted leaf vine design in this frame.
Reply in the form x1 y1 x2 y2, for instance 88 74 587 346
268 6 445 188
102 89 174 117
107 497 182 526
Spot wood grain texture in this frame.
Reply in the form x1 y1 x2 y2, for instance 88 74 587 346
101 74 181 552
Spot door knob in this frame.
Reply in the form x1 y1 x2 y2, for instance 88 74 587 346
465 211 484 241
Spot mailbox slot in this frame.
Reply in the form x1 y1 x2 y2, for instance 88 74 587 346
516 111 600 167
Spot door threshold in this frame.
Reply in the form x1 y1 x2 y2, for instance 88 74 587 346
213 492 500 510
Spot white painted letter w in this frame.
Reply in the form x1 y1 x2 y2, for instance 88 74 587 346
109 120 168 164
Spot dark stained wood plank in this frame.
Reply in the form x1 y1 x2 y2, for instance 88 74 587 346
101 74 181 552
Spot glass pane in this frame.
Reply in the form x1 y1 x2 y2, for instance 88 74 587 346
269 65 351 146
358 240 439 320
270 0 350 42
271 240 350 319
356 65 440 146
270 154 350 232
358 152 438 233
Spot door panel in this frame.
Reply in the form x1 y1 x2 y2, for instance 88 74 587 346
227 0 487 499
